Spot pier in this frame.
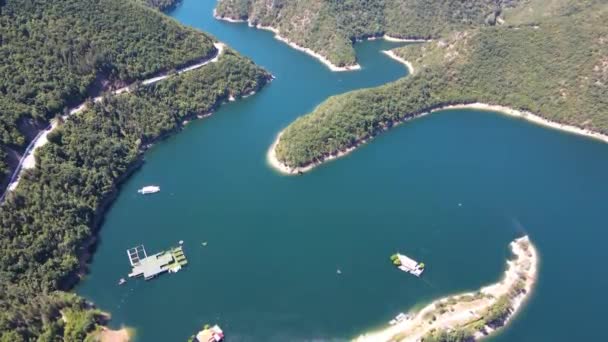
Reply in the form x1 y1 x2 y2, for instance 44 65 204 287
127 245 188 280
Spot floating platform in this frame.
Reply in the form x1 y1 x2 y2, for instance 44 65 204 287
194 325 224 342
390 253 425 277
127 244 188 280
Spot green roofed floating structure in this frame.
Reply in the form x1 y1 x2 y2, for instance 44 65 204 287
390 253 425 277
191 324 224 342
127 244 188 280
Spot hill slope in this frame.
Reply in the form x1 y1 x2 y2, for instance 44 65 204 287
215 0 521 67
0 1 271 340
0 0 215 181
273 1 608 169
0 48 270 342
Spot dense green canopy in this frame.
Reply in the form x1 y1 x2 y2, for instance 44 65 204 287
0 0 271 339
0 50 270 341
421 328 475 342
0 0 215 179
140 0 182 11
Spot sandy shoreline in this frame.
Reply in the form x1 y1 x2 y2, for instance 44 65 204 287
99 327 131 342
267 102 608 175
444 103 608 144
355 236 538 341
381 50 415 74
214 12 361 72
382 35 431 43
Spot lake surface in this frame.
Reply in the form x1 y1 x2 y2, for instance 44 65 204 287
77 1 608 341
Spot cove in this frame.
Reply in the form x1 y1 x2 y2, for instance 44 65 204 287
77 0 608 341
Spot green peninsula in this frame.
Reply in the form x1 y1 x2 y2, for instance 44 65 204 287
271 0 608 172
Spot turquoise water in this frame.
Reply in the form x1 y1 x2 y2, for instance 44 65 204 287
77 1 608 341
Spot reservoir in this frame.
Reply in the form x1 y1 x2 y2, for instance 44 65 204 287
77 0 608 341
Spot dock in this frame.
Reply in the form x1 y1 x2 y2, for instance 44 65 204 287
127 244 188 280
194 325 224 342
390 253 425 277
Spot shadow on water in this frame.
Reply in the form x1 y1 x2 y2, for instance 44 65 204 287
76 1 608 342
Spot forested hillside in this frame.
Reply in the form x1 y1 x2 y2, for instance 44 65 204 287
0 0 215 181
141 0 181 11
0 50 270 341
274 1 608 169
215 0 521 67
0 0 271 340
502 0 605 25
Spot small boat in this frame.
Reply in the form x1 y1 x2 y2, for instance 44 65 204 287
137 185 160 194
202 241 208 246
118 278 126 285
336 269 342 274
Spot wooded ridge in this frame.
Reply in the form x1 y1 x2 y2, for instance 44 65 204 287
215 0 522 67
274 1 608 169
0 0 271 340
0 0 215 182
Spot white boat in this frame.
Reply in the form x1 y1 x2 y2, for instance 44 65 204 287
138 185 160 194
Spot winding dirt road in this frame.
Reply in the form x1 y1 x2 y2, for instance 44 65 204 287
1 43 225 201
